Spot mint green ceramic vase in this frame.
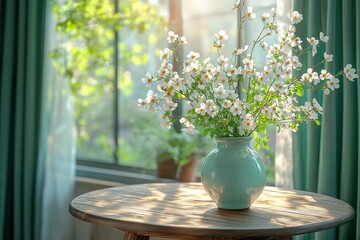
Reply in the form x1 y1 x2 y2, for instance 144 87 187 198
201 137 266 210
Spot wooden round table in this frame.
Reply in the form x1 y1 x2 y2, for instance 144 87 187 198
69 183 354 240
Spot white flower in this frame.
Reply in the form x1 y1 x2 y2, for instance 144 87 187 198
161 120 173 129
145 91 158 111
207 105 219 117
243 56 254 70
262 106 274 118
230 104 242 116
227 66 239 76
238 125 245 136
291 11 303 24
206 99 215 107
213 40 224 49
300 73 309 83
164 101 178 111
301 102 318 120
320 69 331 80
204 72 214 82
141 72 155 87
185 61 201 74
245 7 256 19
261 13 271 23
312 98 323 113
233 0 240 9
311 46 317 56
204 58 212 65
160 48 172 60
235 45 248 55
227 90 238 99
215 30 229 42
324 88 330 95
271 7 277 17
187 51 200 60
167 31 178 43
344 64 359 81
256 72 265 82
179 36 187 45
260 41 269 50
195 102 207 116
146 90 157 103
324 52 333 62
222 99 232 108
263 66 271 76
137 99 147 108
180 117 195 128
307 37 319 56
158 66 169 77
214 66 222 76
237 99 248 110
241 114 256 131
327 76 340 90
344 64 353 75
306 68 319 85
319 32 329 42
218 55 229 67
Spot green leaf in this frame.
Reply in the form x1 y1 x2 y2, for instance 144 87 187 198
188 109 195 115
296 86 304 97
203 128 209 136
257 125 267 134
273 53 280 60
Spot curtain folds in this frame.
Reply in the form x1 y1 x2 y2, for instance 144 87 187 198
293 0 359 239
40 1 76 240
0 1 47 240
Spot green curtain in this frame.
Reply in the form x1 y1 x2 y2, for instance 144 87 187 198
0 0 47 240
293 0 359 239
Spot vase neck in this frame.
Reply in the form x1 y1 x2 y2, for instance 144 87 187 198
215 137 252 147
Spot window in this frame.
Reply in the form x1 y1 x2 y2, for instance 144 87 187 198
52 0 277 183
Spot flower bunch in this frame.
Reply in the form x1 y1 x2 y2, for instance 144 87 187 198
138 2 358 148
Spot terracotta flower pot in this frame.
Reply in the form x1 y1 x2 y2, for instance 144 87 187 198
157 158 178 179
179 155 198 182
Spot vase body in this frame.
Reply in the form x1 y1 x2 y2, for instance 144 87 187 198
201 137 266 210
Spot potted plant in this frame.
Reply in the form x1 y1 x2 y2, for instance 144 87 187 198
128 109 213 181
156 129 195 181
137 2 358 209
156 129 214 181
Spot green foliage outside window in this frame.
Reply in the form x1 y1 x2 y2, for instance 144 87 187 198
50 0 167 161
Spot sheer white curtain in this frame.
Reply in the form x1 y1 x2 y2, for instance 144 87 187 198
41 1 76 240
275 0 294 189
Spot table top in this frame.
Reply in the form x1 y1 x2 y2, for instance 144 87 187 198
69 183 354 239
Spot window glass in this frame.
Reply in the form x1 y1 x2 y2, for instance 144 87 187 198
53 0 277 183
52 0 118 162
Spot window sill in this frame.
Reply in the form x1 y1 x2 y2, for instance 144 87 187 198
76 163 177 185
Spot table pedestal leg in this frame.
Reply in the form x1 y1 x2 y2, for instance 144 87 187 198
123 232 149 240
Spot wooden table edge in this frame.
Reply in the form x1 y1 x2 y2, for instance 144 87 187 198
69 183 356 239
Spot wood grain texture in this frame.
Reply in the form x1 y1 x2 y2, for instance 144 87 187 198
69 183 354 239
